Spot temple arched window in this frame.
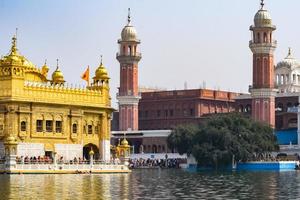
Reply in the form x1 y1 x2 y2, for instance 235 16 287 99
72 124 77 134
257 33 261 43
55 121 62 133
88 125 93 134
46 120 53 132
36 120 43 132
20 121 26 132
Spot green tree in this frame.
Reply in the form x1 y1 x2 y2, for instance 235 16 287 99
167 113 279 168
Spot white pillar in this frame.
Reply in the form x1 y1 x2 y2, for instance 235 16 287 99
90 153 94 169
101 140 110 163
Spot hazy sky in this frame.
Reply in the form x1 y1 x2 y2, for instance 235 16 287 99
1 0 300 108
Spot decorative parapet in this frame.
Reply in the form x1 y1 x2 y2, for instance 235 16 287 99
0 81 111 107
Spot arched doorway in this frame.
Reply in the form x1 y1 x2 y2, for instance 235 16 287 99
83 143 99 160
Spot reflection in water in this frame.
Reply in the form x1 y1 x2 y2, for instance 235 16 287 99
0 170 300 199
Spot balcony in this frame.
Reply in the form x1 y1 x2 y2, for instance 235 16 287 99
249 40 277 47
116 52 142 58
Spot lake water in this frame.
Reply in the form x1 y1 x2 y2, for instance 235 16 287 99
0 169 299 199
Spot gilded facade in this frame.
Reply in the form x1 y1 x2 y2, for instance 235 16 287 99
0 36 113 161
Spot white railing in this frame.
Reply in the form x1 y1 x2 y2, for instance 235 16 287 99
14 163 127 171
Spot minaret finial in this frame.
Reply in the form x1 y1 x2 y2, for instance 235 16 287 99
44 59 47 65
260 0 265 9
288 47 292 56
11 34 17 54
15 28 18 40
127 8 131 24
56 59 59 69
100 55 103 65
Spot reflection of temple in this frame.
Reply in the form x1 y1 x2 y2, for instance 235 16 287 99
0 35 113 161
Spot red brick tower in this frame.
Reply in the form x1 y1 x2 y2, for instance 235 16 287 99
249 1 277 127
117 9 142 131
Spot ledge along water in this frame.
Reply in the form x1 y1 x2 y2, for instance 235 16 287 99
0 159 131 174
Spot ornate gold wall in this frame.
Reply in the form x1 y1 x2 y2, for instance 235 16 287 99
0 36 113 155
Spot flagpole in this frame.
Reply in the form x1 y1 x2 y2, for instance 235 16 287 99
88 66 90 86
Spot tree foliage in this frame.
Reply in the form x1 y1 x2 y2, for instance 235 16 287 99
167 113 279 168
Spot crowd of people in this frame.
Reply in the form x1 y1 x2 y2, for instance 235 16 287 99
129 158 187 169
15 156 92 164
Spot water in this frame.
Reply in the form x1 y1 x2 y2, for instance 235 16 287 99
0 169 299 199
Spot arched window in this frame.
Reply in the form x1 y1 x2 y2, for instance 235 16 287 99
88 125 93 134
263 32 267 42
257 33 261 43
36 120 43 132
245 104 251 113
55 121 62 133
21 121 26 132
46 120 53 132
152 145 157 153
276 103 283 112
128 46 132 55
72 124 77 134
238 105 244 112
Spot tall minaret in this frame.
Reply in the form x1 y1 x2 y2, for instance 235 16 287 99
117 9 142 131
249 0 277 127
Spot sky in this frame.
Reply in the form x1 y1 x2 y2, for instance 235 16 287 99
1 0 300 109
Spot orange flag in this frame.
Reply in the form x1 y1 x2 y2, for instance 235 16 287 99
81 66 90 86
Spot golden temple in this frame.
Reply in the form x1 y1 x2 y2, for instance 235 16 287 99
0 35 114 162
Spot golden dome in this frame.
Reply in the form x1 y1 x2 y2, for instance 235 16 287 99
52 66 65 83
121 138 129 146
0 36 36 69
95 62 110 80
41 60 49 76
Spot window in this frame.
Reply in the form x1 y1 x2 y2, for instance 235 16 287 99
20 121 26 131
55 121 62 133
88 125 93 134
72 124 77 134
190 109 194 116
170 110 174 117
46 120 53 132
36 120 43 132
165 110 168 117
157 110 161 117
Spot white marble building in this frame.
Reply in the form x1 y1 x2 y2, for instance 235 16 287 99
276 48 300 93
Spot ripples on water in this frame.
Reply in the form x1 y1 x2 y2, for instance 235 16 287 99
0 169 299 199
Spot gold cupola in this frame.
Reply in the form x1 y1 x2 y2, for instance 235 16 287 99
94 56 110 82
51 59 65 84
0 35 36 69
41 59 49 77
